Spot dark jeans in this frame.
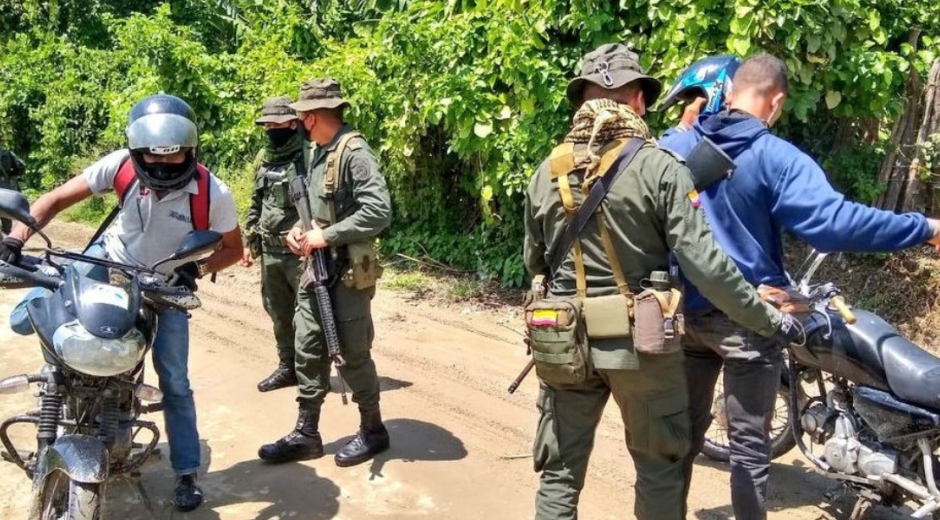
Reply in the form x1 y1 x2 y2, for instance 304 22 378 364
681 309 783 520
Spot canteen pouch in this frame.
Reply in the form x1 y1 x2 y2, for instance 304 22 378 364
341 240 384 290
581 293 632 339
633 289 684 355
524 297 590 386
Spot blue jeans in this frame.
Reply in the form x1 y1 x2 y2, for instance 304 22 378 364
9 244 201 476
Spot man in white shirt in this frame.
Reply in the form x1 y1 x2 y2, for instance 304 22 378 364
1 94 242 512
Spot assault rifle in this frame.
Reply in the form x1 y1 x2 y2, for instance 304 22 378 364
288 175 349 405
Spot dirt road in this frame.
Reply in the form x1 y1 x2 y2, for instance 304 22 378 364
0 221 919 519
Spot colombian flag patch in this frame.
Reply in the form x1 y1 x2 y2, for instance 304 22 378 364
688 189 701 209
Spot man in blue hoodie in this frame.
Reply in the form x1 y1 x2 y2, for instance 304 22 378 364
659 53 940 520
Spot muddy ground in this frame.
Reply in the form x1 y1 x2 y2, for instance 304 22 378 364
0 221 924 519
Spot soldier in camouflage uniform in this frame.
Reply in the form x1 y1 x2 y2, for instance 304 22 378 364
258 78 393 468
0 132 26 235
523 44 802 520
243 97 306 392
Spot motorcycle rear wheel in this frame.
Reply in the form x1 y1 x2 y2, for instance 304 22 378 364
700 370 797 462
36 470 101 520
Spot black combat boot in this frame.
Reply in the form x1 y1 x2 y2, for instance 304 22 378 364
174 473 203 512
258 405 324 463
257 360 298 392
334 408 390 467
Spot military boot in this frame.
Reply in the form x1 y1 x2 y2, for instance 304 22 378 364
257 360 297 392
258 405 323 463
334 408 390 467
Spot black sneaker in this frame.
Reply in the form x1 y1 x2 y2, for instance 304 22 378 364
174 473 204 512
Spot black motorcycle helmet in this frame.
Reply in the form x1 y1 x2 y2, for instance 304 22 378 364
125 94 200 192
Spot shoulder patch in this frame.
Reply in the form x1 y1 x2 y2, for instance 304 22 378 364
349 154 375 182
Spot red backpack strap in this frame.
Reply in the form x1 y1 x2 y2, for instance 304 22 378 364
114 155 138 207
189 163 211 231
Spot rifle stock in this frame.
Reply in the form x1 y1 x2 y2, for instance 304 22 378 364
289 175 349 405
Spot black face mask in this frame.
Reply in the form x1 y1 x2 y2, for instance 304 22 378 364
143 160 191 182
266 127 296 148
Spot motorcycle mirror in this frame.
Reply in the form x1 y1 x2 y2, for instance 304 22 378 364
153 230 223 269
0 188 52 248
0 189 38 230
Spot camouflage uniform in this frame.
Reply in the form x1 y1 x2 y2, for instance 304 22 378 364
0 141 25 235
524 44 786 520
246 97 305 392
259 79 393 469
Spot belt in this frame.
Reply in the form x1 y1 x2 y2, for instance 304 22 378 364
260 234 290 247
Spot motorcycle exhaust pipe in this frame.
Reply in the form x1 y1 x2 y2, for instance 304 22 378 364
0 374 42 394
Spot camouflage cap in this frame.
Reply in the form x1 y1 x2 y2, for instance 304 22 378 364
288 78 350 113
565 43 663 107
255 96 298 125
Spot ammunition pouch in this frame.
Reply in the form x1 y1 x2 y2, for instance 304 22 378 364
581 293 632 339
633 288 684 355
340 240 384 290
247 232 262 259
524 296 591 386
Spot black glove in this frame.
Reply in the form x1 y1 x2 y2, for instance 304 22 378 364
0 237 24 265
776 312 805 346
171 261 201 292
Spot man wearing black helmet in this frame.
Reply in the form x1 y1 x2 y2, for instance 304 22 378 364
2 94 243 512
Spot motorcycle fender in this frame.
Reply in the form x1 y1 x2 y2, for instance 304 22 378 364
32 435 108 485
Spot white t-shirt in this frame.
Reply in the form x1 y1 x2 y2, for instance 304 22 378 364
83 150 238 274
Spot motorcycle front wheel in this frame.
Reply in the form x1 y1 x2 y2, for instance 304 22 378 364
35 470 101 520
700 368 797 462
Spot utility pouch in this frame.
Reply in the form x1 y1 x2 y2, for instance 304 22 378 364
524 297 590 386
341 240 384 290
248 233 262 259
581 293 632 339
633 288 684 355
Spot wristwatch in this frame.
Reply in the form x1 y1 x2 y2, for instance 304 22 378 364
196 259 210 278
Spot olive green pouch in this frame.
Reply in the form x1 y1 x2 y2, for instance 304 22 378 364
524 297 590 386
581 293 632 339
342 241 384 290
633 289 684 355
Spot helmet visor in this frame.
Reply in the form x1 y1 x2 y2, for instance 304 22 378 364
126 113 198 153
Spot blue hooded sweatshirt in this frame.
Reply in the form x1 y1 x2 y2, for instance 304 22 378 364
659 110 933 314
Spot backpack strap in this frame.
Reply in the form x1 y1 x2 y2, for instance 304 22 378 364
114 155 138 207
323 132 362 225
546 137 645 299
190 163 211 231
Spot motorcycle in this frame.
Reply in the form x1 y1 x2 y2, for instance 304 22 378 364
0 189 222 520
702 248 940 519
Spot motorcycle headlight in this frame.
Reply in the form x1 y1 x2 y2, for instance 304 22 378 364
52 321 146 377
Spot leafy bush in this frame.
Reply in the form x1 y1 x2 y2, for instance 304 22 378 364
0 0 936 286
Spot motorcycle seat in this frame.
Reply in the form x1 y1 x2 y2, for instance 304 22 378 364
879 334 940 411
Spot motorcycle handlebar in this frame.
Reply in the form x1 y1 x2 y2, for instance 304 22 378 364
829 295 857 324
0 259 61 291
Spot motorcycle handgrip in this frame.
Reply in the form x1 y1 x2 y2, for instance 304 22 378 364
830 295 857 324
0 260 61 291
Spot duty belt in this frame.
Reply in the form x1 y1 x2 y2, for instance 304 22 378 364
260 233 290 248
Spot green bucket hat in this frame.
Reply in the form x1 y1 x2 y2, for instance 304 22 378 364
565 44 663 107
255 96 298 125
288 78 351 113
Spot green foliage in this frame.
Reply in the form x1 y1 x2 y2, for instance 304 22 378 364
0 0 936 286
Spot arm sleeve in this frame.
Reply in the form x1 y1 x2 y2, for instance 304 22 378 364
771 146 932 252
82 149 130 195
322 150 392 246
